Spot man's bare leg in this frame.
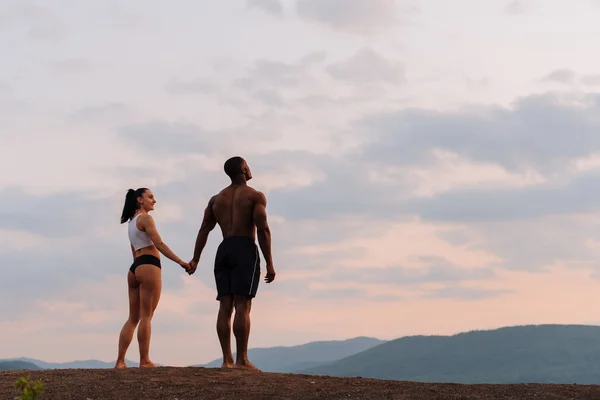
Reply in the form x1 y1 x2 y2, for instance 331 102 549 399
115 272 140 369
217 295 235 368
137 265 161 368
232 295 260 371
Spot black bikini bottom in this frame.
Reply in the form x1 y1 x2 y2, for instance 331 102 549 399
129 254 161 274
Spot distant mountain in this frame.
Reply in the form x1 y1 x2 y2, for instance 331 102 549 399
0 360 42 371
0 358 139 369
300 324 600 384
198 337 385 372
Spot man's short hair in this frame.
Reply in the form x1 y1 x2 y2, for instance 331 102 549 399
224 156 245 178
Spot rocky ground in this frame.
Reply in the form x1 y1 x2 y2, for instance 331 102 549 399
2 366 600 399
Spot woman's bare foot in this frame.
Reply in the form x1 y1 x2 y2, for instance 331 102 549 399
234 360 261 372
139 360 157 368
114 360 128 369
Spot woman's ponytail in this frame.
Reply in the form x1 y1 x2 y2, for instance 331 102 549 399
120 188 144 223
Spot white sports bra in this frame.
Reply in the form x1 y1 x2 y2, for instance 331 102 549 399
128 214 154 250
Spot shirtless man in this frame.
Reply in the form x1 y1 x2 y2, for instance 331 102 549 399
189 156 276 371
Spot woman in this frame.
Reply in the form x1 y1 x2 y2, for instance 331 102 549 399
114 187 190 368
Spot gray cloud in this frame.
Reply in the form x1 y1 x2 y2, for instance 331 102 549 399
117 121 212 156
581 75 600 86
540 70 600 87
299 51 327 66
328 258 496 287
541 69 576 84
504 0 528 15
401 170 600 223
246 0 284 17
0 186 114 238
424 286 513 301
253 89 287 108
0 82 11 94
54 58 93 75
327 47 405 85
165 78 219 96
235 59 306 90
359 91 600 173
87 2 155 32
296 0 400 33
268 164 409 220
69 102 130 124
1 3 67 41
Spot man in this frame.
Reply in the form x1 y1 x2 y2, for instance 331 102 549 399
189 156 276 371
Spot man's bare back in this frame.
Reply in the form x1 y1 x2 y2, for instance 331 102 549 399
189 157 275 282
211 184 262 240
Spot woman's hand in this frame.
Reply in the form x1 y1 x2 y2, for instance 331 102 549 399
178 259 192 274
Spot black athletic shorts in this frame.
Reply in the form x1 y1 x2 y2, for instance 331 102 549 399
214 236 261 300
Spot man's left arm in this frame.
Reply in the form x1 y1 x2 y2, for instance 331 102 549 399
190 196 217 272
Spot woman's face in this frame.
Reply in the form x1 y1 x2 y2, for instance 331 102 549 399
138 189 156 212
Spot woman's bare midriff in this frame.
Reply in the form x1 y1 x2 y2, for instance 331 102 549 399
135 245 160 260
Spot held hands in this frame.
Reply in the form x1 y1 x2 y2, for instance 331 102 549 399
264 264 276 283
178 259 194 275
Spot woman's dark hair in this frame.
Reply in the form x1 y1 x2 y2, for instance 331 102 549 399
120 188 148 224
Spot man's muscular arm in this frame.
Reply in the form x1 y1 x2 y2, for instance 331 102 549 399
192 196 217 264
253 191 275 282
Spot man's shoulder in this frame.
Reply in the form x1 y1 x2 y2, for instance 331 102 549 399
250 188 266 203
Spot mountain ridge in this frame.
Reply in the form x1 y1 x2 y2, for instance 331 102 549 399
299 324 600 384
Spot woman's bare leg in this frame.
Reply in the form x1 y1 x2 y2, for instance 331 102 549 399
115 271 140 368
136 264 162 368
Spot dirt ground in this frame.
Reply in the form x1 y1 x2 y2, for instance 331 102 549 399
2 366 600 400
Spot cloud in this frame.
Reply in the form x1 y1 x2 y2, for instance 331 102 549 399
262 90 600 225
165 79 220 95
117 121 212 156
539 69 600 87
581 75 600 86
400 170 600 223
425 286 513 301
359 92 600 173
0 82 11 94
246 0 284 17
296 0 401 33
235 59 307 90
2 3 67 41
69 103 130 124
326 47 406 85
253 89 287 107
541 69 576 84
330 260 496 287
299 51 327 66
504 0 528 15
0 186 114 238
54 58 93 75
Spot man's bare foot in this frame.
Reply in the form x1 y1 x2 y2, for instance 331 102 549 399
234 360 261 372
114 361 128 369
139 360 157 368
220 361 235 369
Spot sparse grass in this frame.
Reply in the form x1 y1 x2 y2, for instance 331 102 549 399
14 376 44 400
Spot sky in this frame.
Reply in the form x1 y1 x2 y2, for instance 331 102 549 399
2 0 600 367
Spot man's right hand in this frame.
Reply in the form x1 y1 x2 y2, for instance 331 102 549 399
264 264 276 283
188 259 198 275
